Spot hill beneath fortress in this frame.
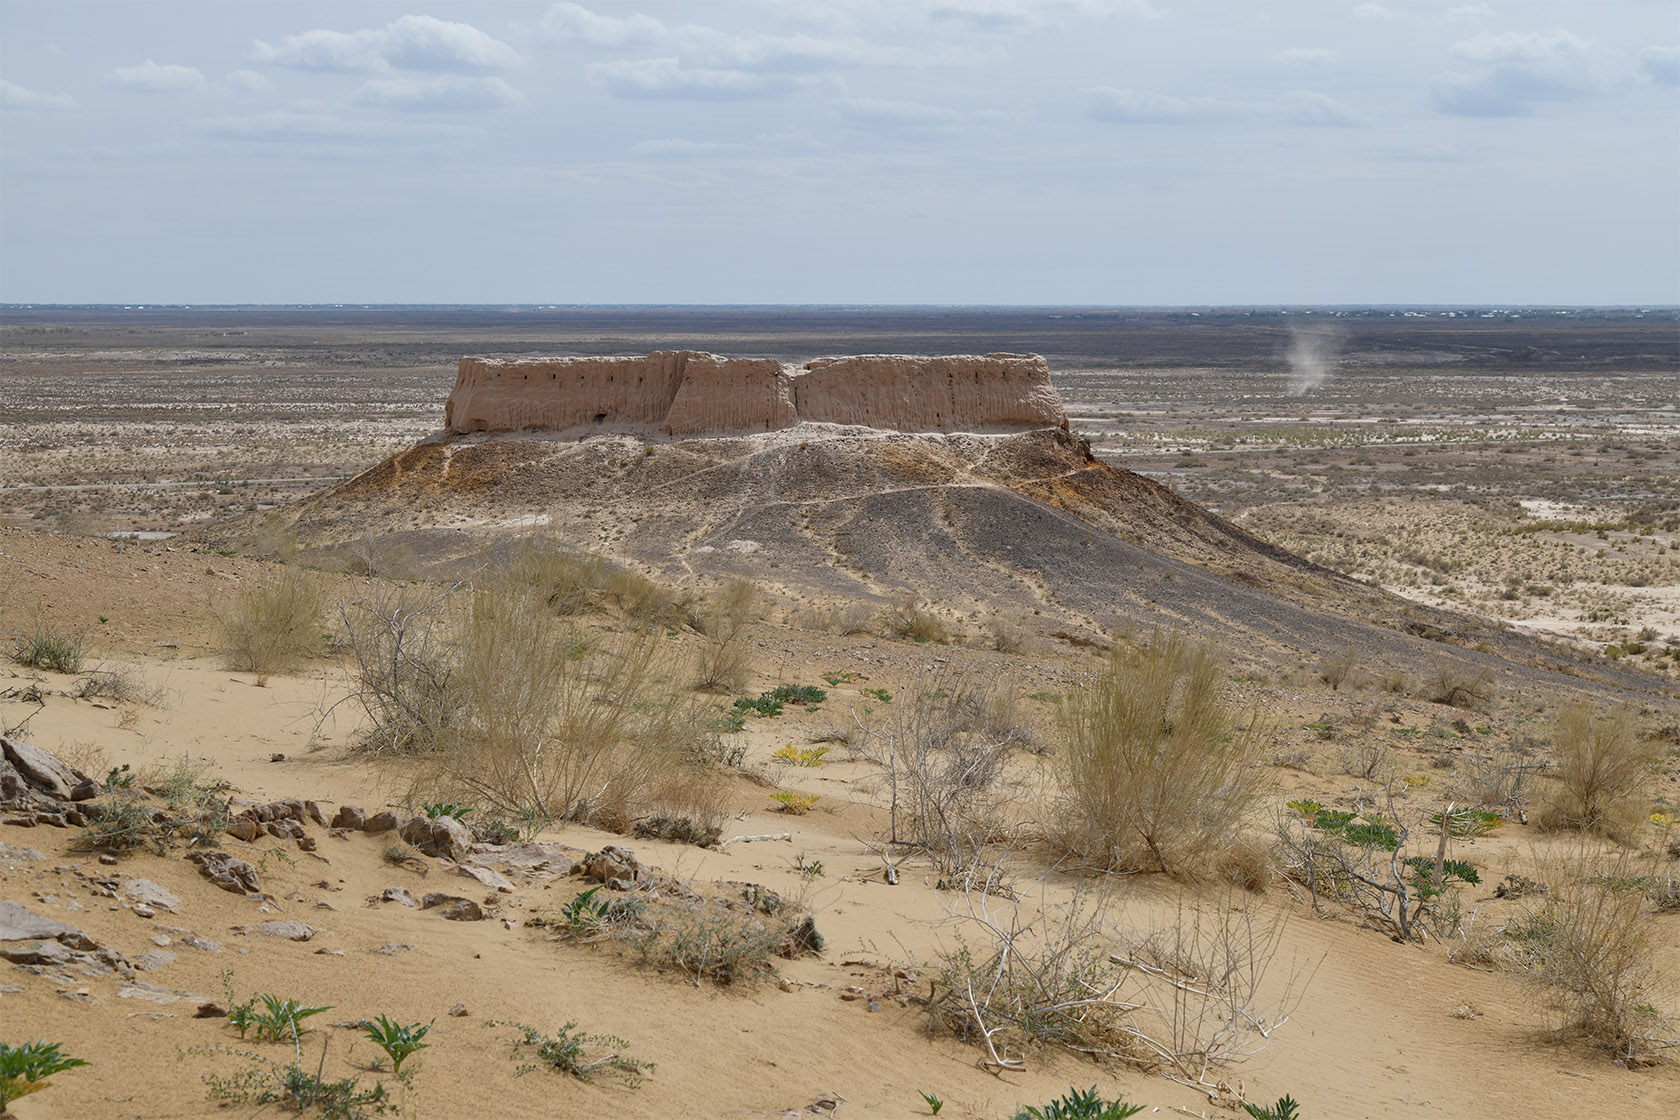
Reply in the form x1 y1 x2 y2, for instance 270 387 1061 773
216 351 1660 693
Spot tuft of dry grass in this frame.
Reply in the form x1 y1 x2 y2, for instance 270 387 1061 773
1539 703 1661 841
690 578 756 694
216 566 326 685
1423 659 1496 710
879 597 950 644
1055 633 1265 877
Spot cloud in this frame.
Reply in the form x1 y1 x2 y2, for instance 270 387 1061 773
104 59 206 92
539 3 666 48
1639 45 1679 86
836 96 970 134
1274 47 1334 66
253 15 521 75
352 76 524 112
929 1 1156 29
1088 86 1369 126
192 110 479 147
0 77 77 110
591 57 797 99
1443 3 1492 21
1353 4 1396 20
630 138 748 156
1430 29 1598 116
225 69 268 92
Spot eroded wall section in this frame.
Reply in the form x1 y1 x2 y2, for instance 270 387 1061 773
444 351 1068 436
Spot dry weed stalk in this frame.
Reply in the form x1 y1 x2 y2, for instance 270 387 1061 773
849 670 1031 877
1539 702 1661 841
930 865 1300 1096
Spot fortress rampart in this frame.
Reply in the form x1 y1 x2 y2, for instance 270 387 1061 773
443 351 1067 437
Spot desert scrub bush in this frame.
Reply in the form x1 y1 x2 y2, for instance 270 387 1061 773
1539 702 1661 841
1012 1086 1143 1120
0 1040 88 1112
73 760 229 855
1422 659 1495 710
1506 846 1678 1064
489 1020 653 1087
881 597 951 643
73 661 167 707
930 878 1296 1092
1056 633 1264 877
851 670 1032 877
622 893 816 985
217 566 327 684
1318 648 1357 691
338 584 467 756
771 791 819 814
772 744 829 767
11 613 84 673
690 578 756 693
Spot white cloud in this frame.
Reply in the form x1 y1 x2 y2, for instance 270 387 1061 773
0 77 77 110
630 138 748 156
192 110 480 147
352 76 524 112
254 15 521 75
1353 4 1396 20
1443 4 1493 22
1431 29 1599 116
539 3 666 48
929 1 1155 30
591 57 796 99
837 96 970 134
225 70 268 92
1274 47 1334 65
1088 86 1368 126
1637 45 1679 86
105 59 206 92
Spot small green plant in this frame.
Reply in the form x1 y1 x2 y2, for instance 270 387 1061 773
920 1089 945 1115
1243 1096 1301 1120
770 791 818 815
794 853 824 879
732 694 784 718
821 671 857 685
558 887 612 938
197 1038 392 1118
1287 800 1400 850
1014 1086 1144 1120
363 1016 431 1075
765 684 827 706
861 687 893 703
488 1020 653 1087
102 763 135 791
1429 806 1501 838
771 744 829 767
11 614 85 673
421 801 473 822
0 1040 89 1112
252 994 333 1043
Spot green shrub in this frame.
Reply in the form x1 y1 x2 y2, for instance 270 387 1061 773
12 615 84 673
1244 1096 1302 1120
488 1020 653 1087
0 1040 89 1111
1013 1086 1143 1120
363 1016 431 1075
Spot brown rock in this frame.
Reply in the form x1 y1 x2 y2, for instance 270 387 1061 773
331 805 366 830
1 736 93 801
400 814 473 862
226 818 261 843
363 811 400 833
188 851 263 895
420 893 484 921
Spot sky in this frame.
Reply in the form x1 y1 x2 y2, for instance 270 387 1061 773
1 1 1676 305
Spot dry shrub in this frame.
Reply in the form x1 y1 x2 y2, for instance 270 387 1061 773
1319 648 1357 691
1056 633 1264 877
690 579 756 693
1217 834 1274 893
425 576 706 828
1450 745 1543 816
504 546 611 616
1507 845 1677 1064
1423 659 1495 709
217 566 326 684
622 896 797 985
930 877 1298 1089
338 584 465 756
1540 703 1661 841
801 600 876 636
986 614 1030 655
851 671 1032 876
880 597 950 644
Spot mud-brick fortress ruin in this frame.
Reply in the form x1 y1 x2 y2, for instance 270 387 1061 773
443 352 1069 438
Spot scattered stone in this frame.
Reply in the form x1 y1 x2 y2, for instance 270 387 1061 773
122 878 182 913
488 842 579 875
381 887 418 908
574 845 642 889
1494 874 1547 900
0 983 24 995
314 947 346 956
99 853 119 866
0 841 45 864
255 920 315 942
188 850 263 895
331 805 367 830
2 736 95 801
132 904 156 920
453 863 514 892
269 753 286 763
304 801 328 827
370 942 412 955
195 1001 227 1018
150 934 171 947
400 815 473 862
448 1003 468 1017
420 893 483 922
134 950 177 971
296 836 317 853
119 983 180 1004
363 811 400 833
225 818 262 843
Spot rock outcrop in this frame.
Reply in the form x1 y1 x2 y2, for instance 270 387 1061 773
443 351 1067 437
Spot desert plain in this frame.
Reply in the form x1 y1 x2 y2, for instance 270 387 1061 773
1 305 1678 1120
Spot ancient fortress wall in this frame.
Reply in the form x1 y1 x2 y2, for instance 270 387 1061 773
444 351 1067 437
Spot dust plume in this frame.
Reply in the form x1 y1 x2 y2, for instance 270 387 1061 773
1284 325 1343 396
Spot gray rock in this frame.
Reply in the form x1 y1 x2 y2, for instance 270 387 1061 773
133 950 177 971
255 920 315 942
400 815 473 862
0 736 90 800
188 850 262 895
122 877 182 913
0 900 95 949
370 942 412 955
363 810 400 833
420 893 483 921
0 841 44 864
380 887 418 908
454 863 514 892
